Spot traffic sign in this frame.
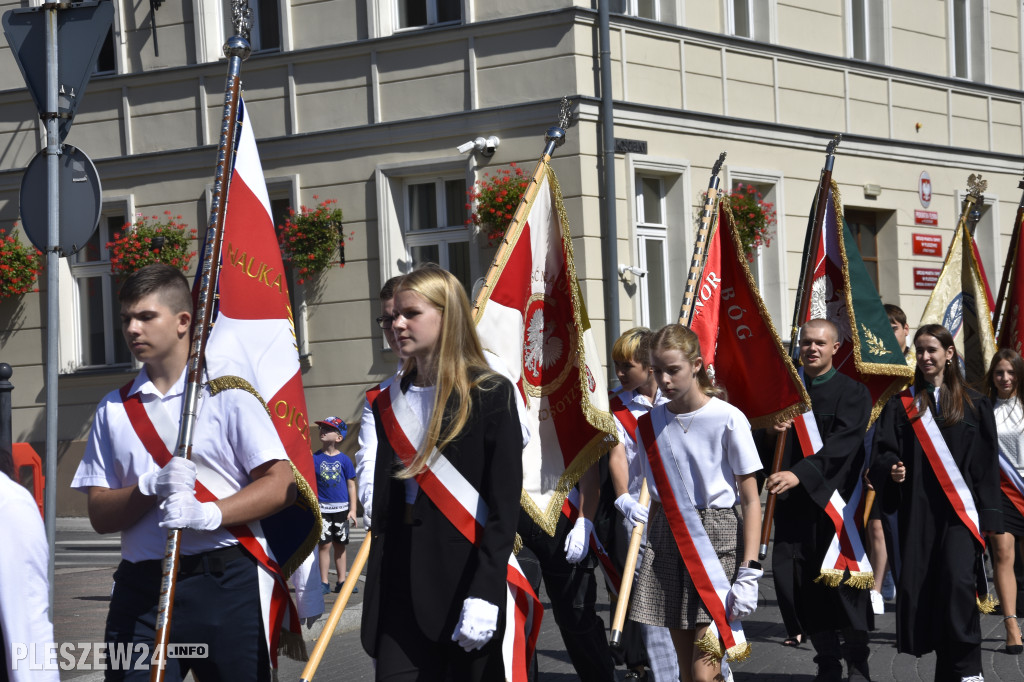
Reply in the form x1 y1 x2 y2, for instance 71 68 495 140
19 145 102 256
2 2 114 141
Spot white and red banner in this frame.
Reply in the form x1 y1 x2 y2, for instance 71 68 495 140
792 412 873 588
474 163 615 535
377 382 542 682
197 100 322 662
637 408 749 662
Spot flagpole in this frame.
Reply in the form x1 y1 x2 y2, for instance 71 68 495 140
759 136 840 562
609 154 727 648
299 533 372 682
471 97 572 315
149 7 251 680
677 152 727 325
993 172 1024 340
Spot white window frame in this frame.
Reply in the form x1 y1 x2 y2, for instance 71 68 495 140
390 0 464 33
215 0 291 56
58 197 135 373
845 0 890 64
725 0 774 43
625 157 692 330
949 0 989 82
723 167 787 334
265 175 309 360
375 157 480 315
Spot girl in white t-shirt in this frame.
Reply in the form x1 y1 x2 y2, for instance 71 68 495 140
628 324 763 682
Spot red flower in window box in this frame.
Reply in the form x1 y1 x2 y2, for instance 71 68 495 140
0 225 42 300
466 163 528 246
107 211 198 277
705 185 777 263
276 196 352 285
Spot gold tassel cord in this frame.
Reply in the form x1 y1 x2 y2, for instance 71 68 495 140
977 595 1000 614
278 628 308 663
726 641 752 663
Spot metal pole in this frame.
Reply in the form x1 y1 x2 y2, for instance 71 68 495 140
598 0 620 381
0 363 12 479
44 3 60 617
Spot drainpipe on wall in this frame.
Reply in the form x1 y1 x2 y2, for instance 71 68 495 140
598 0 621 381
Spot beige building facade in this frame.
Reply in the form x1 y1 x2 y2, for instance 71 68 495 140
0 0 1022 514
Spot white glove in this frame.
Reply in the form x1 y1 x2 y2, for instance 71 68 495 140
614 493 649 529
138 458 197 498
726 566 763 621
363 505 372 531
563 517 593 564
451 597 499 651
158 492 222 531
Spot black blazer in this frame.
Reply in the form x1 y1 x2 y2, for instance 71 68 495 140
360 372 524 655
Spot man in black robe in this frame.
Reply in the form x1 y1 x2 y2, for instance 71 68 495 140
762 319 873 682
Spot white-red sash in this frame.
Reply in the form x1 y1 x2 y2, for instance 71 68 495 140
901 393 984 546
792 412 873 589
609 394 639 443
376 382 542 682
999 452 1024 521
119 383 299 668
560 488 622 597
637 409 749 662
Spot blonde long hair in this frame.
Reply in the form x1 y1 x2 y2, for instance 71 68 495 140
650 324 725 400
394 267 496 478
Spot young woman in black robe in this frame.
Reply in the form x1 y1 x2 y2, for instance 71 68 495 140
871 324 1002 682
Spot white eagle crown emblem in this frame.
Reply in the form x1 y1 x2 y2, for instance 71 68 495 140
524 308 563 377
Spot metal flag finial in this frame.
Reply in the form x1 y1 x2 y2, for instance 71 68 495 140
967 173 987 198
232 0 253 41
558 96 573 130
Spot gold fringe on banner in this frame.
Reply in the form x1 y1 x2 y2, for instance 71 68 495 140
844 571 874 590
207 375 323 579
694 624 753 662
815 569 845 588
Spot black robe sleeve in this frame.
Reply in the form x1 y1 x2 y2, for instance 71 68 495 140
970 393 1002 533
466 377 524 605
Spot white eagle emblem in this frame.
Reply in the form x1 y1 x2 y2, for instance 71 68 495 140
524 307 563 378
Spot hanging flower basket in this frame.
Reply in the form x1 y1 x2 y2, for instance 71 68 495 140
722 184 777 262
107 212 198 277
0 226 42 300
466 163 529 246
277 196 351 285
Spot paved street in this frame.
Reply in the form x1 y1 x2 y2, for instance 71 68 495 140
49 517 1024 680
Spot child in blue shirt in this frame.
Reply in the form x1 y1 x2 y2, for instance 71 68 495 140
314 417 357 594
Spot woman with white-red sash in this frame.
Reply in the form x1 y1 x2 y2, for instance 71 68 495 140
983 348 1024 656
627 324 763 682
359 267 526 681
871 324 1002 682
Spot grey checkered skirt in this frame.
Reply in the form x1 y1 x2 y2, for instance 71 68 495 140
628 502 741 630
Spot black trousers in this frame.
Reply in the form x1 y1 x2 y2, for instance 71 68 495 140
104 545 268 682
517 509 616 682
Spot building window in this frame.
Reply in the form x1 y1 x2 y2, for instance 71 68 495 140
404 177 470 290
613 0 660 21
635 174 671 330
849 0 885 62
95 26 116 74
845 209 880 290
266 182 310 359
66 204 132 370
729 0 770 41
396 0 461 29
252 0 282 51
951 0 985 81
